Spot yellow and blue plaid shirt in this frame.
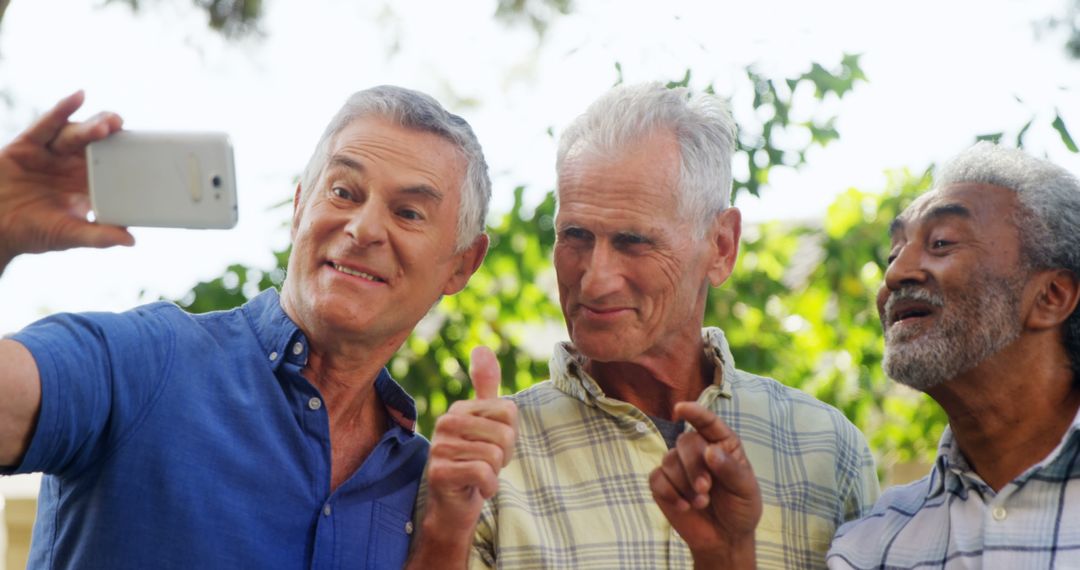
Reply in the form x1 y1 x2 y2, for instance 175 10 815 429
471 327 879 569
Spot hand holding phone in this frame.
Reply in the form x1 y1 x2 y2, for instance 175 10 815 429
0 91 133 274
87 131 238 229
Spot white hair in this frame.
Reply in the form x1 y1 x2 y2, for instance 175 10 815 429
555 82 737 235
300 85 491 251
936 141 1080 373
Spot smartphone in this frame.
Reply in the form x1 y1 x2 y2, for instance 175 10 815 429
87 131 238 229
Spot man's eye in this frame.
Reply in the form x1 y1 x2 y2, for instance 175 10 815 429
560 227 589 240
331 187 354 201
398 208 422 221
615 234 649 247
931 239 953 249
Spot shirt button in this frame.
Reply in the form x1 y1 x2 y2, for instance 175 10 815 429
635 422 649 433
292 342 304 356
992 506 1008 521
323 504 332 516
268 351 278 361
405 521 414 535
308 397 322 411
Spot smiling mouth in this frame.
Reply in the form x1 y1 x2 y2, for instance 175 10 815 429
883 287 945 330
330 262 386 283
893 306 933 325
581 305 632 317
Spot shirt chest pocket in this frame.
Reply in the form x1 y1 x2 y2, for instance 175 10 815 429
364 501 413 569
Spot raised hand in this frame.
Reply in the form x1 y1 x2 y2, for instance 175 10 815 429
0 91 133 273
408 346 518 569
649 402 762 570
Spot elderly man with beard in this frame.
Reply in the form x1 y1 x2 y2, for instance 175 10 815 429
408 82 880 570
827 142 1080 569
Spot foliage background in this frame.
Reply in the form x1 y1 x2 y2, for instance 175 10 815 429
172 52 1076 479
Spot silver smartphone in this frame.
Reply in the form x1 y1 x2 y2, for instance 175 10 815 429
87 131 238 229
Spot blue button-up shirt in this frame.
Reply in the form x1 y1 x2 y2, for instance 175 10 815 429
4 289 428 569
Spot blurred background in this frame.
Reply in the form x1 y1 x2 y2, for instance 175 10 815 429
1 0 1079 566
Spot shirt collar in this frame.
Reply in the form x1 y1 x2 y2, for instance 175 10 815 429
240 288 418 433
242 288 299 366
701 327 735 401
927 401 1080 498
549 326 735 406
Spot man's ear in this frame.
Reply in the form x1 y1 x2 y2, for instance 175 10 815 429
1026 269 1080 331
442 233 490 296
290 183 304 240
706 207 742 287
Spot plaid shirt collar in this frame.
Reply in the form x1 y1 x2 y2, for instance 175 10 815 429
927 399 1080 499
549 326 736 410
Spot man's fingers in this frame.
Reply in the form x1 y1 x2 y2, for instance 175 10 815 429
21 91 86 148
429 437 507 474
447 397 517 426
49 112 123 155
434 411 515 449
649 466 692 513
674 401 737 444
37 218 135 253
425 459 500 499
704 444 759 499
657 448 701 507
469 345 501 400
674 432 712 508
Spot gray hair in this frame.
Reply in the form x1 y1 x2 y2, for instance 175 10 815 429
937 141 1080 373
555 82 737 235
300 85 491 251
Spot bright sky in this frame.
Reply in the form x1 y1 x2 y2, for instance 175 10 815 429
0 0 1078 335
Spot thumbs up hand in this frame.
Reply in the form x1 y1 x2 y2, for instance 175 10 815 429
409 347 518 568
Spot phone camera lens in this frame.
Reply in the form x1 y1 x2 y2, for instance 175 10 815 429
212 175 222 188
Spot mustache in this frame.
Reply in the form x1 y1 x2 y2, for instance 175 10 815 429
883 287 945 319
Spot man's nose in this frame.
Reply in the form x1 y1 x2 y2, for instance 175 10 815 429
579 242 625 299
344 202 389 247
883 243 928 292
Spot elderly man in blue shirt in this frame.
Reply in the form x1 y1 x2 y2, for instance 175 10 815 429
0 86 491 568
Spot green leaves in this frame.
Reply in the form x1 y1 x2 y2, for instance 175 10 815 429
103 0 265 37
976 110 1076 153
976 132 1004 144
733 54 865 201
665 69 692 89
714 170 947 468
1053 111 1079 152
494 0 573 37
799 53 867 99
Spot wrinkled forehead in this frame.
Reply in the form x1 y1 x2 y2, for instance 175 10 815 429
891 182 1019 237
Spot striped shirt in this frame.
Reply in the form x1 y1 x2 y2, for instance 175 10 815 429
827 408 1080 569
471 327 879 569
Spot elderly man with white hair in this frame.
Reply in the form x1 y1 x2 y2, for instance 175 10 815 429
409 82 880 569
828 143 1080 569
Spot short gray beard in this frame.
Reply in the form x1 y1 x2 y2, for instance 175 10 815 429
882 273 1023 391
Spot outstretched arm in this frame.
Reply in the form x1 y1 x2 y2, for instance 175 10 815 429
0 340 42 467
649 402 762 570
0 90 133 275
